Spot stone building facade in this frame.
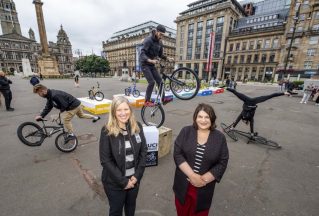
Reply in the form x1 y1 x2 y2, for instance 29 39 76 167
0 0 73 74
277 0 319 79
225 0 290 81
103 21 176 76
175 0 246 81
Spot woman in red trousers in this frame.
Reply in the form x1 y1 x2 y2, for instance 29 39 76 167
173 103 229 216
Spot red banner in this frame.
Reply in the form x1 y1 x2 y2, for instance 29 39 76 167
205 32 215 73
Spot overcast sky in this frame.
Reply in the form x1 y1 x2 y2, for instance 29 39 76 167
5 0 198 56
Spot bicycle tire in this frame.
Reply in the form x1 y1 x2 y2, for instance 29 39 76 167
17 122 45 146
94 91 104 101
55 132 78 153
170 67 200 100
132 89 140 98
141 104 165 128
253 136 281 149
220 123 238 141
267 140 282 149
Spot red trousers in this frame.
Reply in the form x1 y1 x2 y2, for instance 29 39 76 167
175 184 210 216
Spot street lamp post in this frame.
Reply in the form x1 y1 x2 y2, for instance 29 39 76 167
283 1 312 79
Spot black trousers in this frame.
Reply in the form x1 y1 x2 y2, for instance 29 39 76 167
142 65 162 101
0 89 12 109
104 184 139 216
233 113 254 134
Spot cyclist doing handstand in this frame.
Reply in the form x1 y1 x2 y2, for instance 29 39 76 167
140 24 174 107
227 88 290 137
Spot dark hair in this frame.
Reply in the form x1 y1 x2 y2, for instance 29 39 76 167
156 24 166 33
193 103 217 130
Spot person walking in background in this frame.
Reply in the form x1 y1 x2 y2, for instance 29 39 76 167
99 96 147 216
0 71 14 111
140 24 174 107
74 74 79 87
173 103 229 216
300 84 313 104
33 84 100 139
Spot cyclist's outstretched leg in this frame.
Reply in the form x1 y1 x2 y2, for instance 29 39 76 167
232 113 242 129
249 118 255 137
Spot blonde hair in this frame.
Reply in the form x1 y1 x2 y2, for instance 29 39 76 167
33 84 47 93
106 96 140 136
0 71 5 77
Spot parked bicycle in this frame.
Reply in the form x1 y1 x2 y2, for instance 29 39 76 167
141 60 200 128
124 81 140 98
17 113 78 153
220 122 281 149
88 82 104 101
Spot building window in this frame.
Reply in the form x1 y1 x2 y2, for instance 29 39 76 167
249 41 254 50
313 24 319 31
240 55 245 63
261 54 267 63
242 42 247 51
217 16 224 24
234 55 238 64
307 48 315 56
254 54 259 63
227 56 232 64
294 38 300 44
269 53 275 62
229 44 233 52
297 26 303 32
247 55 252 63
309 36 319 44
304 61 312 69
316 12 319 19
264 39 271 48
236 43 240 51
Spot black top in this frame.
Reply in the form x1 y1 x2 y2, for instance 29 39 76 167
173 126 229 212
140 30 167 66
99 122 147 190
0 76 12 90
40 89 81 118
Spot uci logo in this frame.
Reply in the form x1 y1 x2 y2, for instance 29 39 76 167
147 143 158 150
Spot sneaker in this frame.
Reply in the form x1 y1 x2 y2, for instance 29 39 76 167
6 107 14 111
163 97 173 105
65 133 76 142
92 116 101 123
144 101 155 107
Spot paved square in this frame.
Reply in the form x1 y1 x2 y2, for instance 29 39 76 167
0 77 318 216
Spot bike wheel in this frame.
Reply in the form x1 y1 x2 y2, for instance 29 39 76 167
141 104 165 128
253 136 281 149
94 91 104 101
220 123 238 141
132 90 140 98
170 67 200 100
55 132 78 153
17 122 45 146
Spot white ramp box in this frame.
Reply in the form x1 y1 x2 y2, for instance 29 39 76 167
78 97 112 114
22 58 35 77
143 126 159 167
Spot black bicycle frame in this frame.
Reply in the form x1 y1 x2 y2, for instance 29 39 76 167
39 113 65 138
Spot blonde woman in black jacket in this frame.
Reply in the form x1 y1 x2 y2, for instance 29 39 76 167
173 103 229 216
99 96 147 216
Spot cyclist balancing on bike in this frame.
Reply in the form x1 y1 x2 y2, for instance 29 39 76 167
227 88 290 137
33 84 100 139
140 24 174 107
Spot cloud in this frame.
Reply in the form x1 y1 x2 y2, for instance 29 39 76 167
13 0 192 56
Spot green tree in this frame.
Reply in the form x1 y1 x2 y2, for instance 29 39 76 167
75 55 110 76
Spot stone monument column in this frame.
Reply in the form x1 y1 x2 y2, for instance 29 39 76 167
33 0 60 76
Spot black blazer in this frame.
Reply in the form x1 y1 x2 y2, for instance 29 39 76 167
173 125 229 212
99 122 147 190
